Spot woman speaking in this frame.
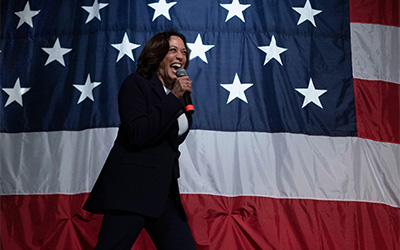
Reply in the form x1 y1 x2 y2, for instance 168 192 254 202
83 30 196 250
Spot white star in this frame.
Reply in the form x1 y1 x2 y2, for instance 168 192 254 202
220 0 251 22
2 78 31 107
42 38 72 66
148 0 177 21
295 78 327 108
221 73 253 104
292 0 322 27
73 74 101 104
82 0 109 24
258 36 288 66
187 34 215 63
15 1 40 29
111 33 141 62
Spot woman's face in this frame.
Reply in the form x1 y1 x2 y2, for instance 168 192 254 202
157 36 188 89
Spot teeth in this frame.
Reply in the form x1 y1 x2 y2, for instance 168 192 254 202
171 64 182 69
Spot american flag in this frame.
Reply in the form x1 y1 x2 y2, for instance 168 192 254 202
1 0 399 249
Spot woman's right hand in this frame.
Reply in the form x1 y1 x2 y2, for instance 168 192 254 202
171 76 192 99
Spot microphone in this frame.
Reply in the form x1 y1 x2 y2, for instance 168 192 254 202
176 68 195 115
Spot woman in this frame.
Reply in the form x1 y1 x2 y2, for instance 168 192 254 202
83 30 196 250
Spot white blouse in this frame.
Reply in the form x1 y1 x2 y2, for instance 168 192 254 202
163 86 189 136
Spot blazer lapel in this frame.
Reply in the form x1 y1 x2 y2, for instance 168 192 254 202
150 73 166 101
149 73 183 150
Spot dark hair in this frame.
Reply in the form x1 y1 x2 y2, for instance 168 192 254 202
136 30 190 79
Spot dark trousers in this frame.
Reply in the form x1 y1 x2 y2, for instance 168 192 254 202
94 197 196 250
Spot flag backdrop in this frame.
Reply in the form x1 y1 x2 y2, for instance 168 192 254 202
1 0 399 249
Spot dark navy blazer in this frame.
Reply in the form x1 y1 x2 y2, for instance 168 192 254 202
83 73 192 218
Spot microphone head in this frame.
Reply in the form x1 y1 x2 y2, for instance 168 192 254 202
176 68 187 77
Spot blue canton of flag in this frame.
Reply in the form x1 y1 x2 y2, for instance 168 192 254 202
1 0 355 137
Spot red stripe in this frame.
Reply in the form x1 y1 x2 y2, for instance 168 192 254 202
349 0 400 27
354 78 400 144
2 194 399 250
182 195 400 250
0 194 155 250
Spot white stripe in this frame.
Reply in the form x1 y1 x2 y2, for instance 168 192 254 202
351 23 400 84
1 129 399 208
179 130 400 208
0 128 117 195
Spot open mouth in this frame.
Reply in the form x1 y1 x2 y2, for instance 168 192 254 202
170 63 182 74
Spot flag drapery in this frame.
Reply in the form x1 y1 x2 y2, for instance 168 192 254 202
1 0 399 249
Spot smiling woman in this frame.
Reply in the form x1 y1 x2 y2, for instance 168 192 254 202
82 30 196 250
136 31 190 79
157 36 189 89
